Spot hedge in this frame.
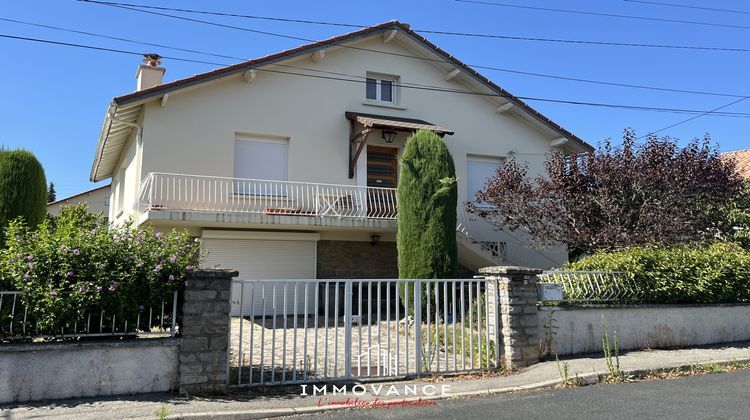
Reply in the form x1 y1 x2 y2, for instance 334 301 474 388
566 242 750 303
0 205 202 335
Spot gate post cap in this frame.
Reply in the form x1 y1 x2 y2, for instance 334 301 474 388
479 265 543 275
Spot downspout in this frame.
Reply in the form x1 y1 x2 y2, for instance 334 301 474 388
109 110 144 226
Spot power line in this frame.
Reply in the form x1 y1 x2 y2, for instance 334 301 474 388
623 0 750 16
6 15 746 99
2 32 749 119
77 0 750 53
455 0 750 30
639 95 750 138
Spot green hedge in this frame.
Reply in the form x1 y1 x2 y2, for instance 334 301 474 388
566 242 750 303
0 205 202 335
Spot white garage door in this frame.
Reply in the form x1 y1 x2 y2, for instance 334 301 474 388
201 233 317 317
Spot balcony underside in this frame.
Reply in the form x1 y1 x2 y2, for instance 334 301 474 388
142 209 398 230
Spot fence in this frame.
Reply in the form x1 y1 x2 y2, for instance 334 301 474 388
538 271 643 303
228 279 497 387
0 290 179 341
138 172 398 219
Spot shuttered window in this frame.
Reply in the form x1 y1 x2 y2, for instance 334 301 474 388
467 156 503 203
234 136 288 181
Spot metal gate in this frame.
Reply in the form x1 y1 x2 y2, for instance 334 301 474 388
227 278 499 387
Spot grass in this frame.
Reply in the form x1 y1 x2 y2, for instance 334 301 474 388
601 326 633 383
155 405 170 420
645 360 750 380
555 354 580 388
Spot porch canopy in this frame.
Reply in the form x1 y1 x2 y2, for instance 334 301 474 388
346 111 454 177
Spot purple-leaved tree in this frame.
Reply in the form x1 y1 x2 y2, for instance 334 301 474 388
468 129 743 257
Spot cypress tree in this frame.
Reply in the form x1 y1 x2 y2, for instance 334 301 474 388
47 182 56 203
0 149 48 243
397 130 458 312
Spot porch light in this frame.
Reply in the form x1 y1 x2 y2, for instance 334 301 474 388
381 130 397 144
370 233 381 246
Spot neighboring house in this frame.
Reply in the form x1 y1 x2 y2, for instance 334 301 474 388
723 148 750 179
89 21 592 312
47 184 111 220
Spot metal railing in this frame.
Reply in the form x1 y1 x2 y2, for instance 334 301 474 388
228 279 498 387
538 271 643 303
138 172 397 219
0 291 179 341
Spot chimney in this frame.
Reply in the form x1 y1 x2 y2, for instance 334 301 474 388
136 53 165 91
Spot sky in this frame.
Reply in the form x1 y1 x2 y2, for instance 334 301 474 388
1 0 748 199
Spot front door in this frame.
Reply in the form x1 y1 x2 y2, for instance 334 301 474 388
366 146 398 217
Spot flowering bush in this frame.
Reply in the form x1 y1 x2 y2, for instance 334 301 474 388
0 205 202 334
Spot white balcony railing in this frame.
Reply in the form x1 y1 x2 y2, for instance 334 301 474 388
138 172 397 219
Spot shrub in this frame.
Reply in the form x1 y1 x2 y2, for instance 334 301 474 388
397 130 458 312
0 205 202 334
567 242 750 303
0 149 47 244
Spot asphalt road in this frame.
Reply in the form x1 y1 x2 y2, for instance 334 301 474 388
289 369 750 420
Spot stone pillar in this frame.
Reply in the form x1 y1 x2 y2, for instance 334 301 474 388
480 265 542 369
179 269 237 395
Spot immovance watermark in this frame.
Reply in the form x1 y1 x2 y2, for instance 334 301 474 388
300 384 452 409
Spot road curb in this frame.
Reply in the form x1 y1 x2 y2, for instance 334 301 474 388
167 357 750 420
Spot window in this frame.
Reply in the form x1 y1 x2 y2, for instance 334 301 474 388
365 73 398 103
234 136 288 181
467 156 504 203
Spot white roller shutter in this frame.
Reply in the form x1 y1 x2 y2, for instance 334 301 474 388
201 235 316 316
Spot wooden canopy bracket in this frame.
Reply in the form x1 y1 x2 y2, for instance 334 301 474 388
349 128 371 178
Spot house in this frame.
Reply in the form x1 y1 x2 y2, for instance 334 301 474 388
89 21 592 313
723 148 750 179
47 184 111 219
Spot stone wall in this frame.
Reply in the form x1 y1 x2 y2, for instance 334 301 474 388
179 269 237 394
481 265 542 369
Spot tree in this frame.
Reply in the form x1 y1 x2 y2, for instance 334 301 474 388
47 182 56 203
397 129 458 299
0 149 48 244
721 180 750 250
469 129 743 257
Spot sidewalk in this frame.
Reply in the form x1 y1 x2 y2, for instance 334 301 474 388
2 342 749 419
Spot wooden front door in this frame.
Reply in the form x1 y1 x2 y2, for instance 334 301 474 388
367 146 398 218
367 146 398 188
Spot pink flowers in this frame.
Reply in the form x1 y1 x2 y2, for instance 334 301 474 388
49 290 57 297
169 255 177 263
66 271 75 277
108 282 118 292
72 248 80 255
168 274 175 281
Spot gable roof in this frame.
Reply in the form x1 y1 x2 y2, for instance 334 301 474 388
47 183 111 207
90 20 592 182
722 148 750 179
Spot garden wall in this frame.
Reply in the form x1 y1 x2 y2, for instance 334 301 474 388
541 304 750 356
0 338 179 403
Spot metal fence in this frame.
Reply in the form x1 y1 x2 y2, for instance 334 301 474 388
0 291 179 341
538 271 643 303
138 172 398 220
228 279 499 387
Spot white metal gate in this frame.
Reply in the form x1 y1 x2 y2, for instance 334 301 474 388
228 279 499 387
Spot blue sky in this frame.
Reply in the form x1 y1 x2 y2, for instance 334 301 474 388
1 0 748 198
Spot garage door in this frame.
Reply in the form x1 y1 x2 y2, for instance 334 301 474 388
201 233 317 316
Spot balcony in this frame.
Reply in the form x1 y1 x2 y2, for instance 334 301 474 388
137 172 398 229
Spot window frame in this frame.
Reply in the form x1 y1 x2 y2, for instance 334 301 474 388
365 73 399 104
466 155 505 206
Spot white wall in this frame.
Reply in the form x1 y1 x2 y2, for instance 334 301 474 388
47 186 110 217
541 304 750 356
136 36 558 204
0 339 179 403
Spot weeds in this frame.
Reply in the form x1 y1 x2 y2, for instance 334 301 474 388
602 326 632 383
555 354 580 388
155 405 170 420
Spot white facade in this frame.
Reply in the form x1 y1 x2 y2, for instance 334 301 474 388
90 22 590 278
47 184 111 218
